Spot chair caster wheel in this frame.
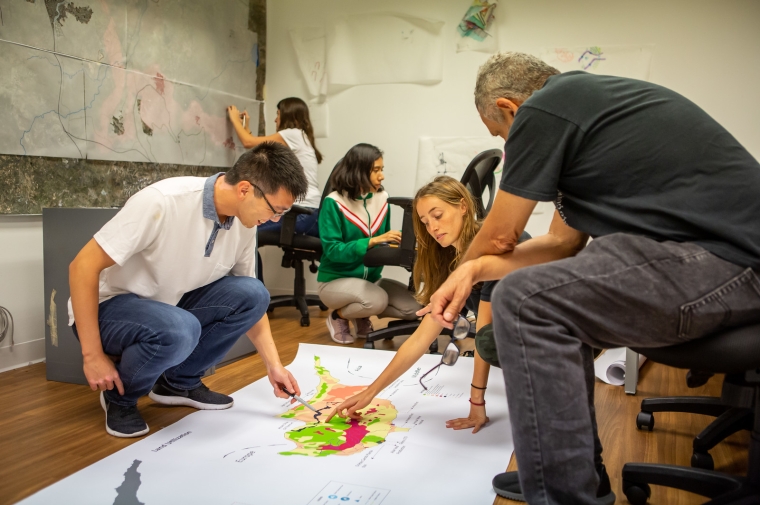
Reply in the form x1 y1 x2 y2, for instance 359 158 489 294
300 317 310 327
428 342 439 354
363 341 375 349
318 303 328 311
691 451 714 470
623 480 651 505
636 411 655 431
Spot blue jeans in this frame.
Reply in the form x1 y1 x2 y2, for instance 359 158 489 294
257 207 320 237
74 276 269 407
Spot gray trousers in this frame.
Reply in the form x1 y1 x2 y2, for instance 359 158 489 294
317 277 421 320
492 233 760 505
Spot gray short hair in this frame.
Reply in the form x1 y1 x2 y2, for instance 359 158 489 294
474 52 559 121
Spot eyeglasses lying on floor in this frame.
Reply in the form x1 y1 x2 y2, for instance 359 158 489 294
419 315 472 391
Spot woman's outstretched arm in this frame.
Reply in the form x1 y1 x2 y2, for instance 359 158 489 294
326 315 443 421
446 300 492 433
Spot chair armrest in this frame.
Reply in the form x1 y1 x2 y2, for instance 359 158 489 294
288 204 314 216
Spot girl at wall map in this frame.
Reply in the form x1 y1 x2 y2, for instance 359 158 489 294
227 97 322 237
317 143 421 345
327 176 530 434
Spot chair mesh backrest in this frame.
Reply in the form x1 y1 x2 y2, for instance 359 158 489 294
459 149 502 219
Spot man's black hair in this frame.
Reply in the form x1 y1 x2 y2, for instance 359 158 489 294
330 143 383 200
226 142 308 201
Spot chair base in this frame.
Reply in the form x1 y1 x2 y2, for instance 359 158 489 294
622 463 758 505
268 295 327 327
638 396 754 470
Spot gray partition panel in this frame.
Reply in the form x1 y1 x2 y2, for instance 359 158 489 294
43 208 256 385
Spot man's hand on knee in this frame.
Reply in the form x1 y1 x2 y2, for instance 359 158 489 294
83 353 125 395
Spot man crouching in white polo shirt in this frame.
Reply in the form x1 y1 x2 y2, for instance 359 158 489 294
68 142 308 438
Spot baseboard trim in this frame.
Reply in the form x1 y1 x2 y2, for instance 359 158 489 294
0 338 46 374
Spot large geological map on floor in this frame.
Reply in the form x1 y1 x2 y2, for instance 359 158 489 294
18 344 514 505
0 0 258 167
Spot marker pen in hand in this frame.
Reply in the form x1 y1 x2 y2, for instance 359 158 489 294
241 112 247 130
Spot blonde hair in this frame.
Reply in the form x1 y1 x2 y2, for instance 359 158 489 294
412 176 481 305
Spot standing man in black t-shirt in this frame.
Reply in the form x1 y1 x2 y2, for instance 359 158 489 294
422 52 760 504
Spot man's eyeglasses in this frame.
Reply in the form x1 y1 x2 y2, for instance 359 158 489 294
251 183 290 218
419 315 472 391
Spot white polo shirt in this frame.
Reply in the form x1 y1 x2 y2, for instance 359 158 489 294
67 174 257 325
279 128 320 208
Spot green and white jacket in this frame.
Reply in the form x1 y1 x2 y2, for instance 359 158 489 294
317 190 391 283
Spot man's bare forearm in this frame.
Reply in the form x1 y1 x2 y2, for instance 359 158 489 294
70 261 105 358
69 239 116 359
469 232 586 284
246 315 284 370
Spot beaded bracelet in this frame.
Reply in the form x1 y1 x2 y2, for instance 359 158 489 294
469 398 486 406
471 383 487 390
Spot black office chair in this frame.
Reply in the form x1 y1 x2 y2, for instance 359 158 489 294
257 163 339 327
361 149 505 351
621 322 760 505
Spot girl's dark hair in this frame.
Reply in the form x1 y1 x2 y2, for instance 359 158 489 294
276 97 323 164
330 143 383 200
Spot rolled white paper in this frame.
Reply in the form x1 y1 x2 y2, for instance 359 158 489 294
593 347 647 386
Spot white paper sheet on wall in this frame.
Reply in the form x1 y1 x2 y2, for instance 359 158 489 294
289 27 328 99
327 13 445 89
415 136 504 190
309 99 329 139
540 45 654 81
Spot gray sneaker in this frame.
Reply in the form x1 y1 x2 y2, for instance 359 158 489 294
353 317 374 338
100 391 150 438
492 465 615 504
149 375 233 410
326 310 354 344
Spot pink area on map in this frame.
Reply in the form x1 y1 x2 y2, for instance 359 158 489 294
154 72 165 95
365 408 377 415
321 419 369 452
223 137 235 150
138 85 173 131
180 101 231 146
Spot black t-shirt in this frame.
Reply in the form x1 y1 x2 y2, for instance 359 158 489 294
466 280 495 317
500 71 760 270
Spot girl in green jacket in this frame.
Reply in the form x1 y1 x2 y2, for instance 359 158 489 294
318 143 420 344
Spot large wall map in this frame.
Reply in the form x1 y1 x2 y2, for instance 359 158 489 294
0 0 259 167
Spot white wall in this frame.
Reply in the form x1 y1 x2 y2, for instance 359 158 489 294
0 215 45 372
262 0 760 293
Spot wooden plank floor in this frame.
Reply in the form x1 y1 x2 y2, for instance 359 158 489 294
0 306 749 505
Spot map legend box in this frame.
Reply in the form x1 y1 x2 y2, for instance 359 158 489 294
308 481 390 505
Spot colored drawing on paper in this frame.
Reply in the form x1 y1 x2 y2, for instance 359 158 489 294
540 45 654 81
278 356 408 457
578 46 606 70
